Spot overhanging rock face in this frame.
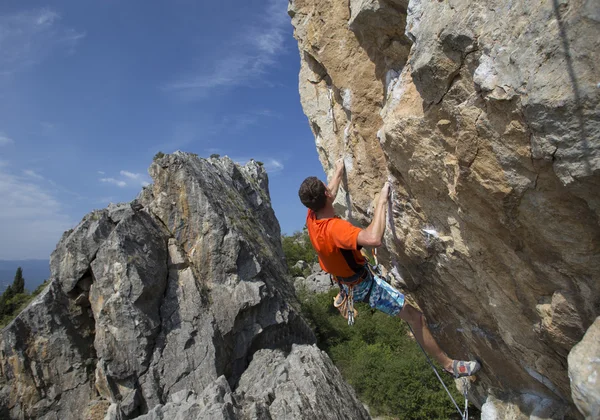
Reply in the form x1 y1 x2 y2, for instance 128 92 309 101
290 0 599 417
0 152 369 419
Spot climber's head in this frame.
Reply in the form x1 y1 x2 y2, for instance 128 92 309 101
298 176 331 212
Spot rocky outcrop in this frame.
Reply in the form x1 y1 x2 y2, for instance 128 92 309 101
0 153 368 419
294 262 336 294
137 345 368 420
568 317 600 419
290 0 599 417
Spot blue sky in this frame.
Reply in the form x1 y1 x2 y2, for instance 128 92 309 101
0 0 324 260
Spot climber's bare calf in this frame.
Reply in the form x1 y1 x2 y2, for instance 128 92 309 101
298 161 480 378
398 304 452 370
399 303 480 377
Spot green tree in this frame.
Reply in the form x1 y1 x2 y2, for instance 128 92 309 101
0 285 14 318
12 267 25 294
281 228 317 277
297 289 476 419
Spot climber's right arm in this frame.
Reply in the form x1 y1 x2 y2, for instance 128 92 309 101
357 182 389 248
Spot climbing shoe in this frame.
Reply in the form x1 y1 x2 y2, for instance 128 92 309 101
450 360 481 378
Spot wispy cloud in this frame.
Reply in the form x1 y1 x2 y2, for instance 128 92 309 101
231 156 285 174
0 8 85 76
100 178 127 188
164 0 289 98
0 133 14 146
23 169 44 180
99 170 150 188
0 165 72 259
263 158 284 173
120 170 150 187
150 109 279 154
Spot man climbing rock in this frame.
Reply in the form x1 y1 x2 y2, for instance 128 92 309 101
298 159 481 378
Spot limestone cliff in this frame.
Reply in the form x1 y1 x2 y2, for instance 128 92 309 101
0 153 369 419
290 0 599 418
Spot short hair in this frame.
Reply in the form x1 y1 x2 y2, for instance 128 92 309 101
298 176 327 211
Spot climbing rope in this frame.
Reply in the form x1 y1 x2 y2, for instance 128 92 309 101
406 322 470 420
334 161 472 418
372 181 471 419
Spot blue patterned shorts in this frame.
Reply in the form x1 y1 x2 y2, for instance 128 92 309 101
340 272 405 317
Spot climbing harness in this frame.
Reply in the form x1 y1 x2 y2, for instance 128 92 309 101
347 286 355 325
332 267 369 326
337 176 472 418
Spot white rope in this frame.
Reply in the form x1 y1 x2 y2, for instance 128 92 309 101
406 322 469 419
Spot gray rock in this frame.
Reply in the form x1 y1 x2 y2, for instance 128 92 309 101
136 376 238 420
293 260 309 272
568 317 600 419
235 345 370 419
50 209 116 294
0 279 95 420
295 270 336 294
0 153 361 420
291 0 600 415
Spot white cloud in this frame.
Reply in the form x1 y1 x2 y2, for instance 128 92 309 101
120 170 141 180
0 134 14 146
100 170 150 188
120 170 151 186
97 171 105 175
231 156 285 174
23 169 44 180
98 196 115 204
0 167 72 259
100 178 127 188
164 0 289 98
264 158 284 173
0 8 85 76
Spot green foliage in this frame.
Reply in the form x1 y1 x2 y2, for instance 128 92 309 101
153 151 165 161
31 279 50 297
210 153 221 159
281 228 317 277
13 267 25 294
298 289 472 419
0 269 50 329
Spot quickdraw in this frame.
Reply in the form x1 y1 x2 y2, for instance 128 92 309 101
327 87 338 133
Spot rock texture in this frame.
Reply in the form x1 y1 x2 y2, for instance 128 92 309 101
0 153 369 419
294 262 337 294
290 0 599 417
568 317 600 419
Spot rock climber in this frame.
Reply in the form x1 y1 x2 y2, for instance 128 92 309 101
298 159 481 378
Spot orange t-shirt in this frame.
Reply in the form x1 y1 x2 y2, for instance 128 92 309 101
306 209 366 278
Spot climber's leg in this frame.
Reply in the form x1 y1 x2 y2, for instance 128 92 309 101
398 304 481 377
398 303 453 371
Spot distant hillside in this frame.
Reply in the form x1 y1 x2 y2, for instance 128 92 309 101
0 260 50 293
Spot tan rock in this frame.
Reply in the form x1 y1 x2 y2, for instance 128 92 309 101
291 0 600 416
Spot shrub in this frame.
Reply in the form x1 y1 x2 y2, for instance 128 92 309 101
0 268 51 329
281 229 317 277
298 289 475 419
153 151 165 161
